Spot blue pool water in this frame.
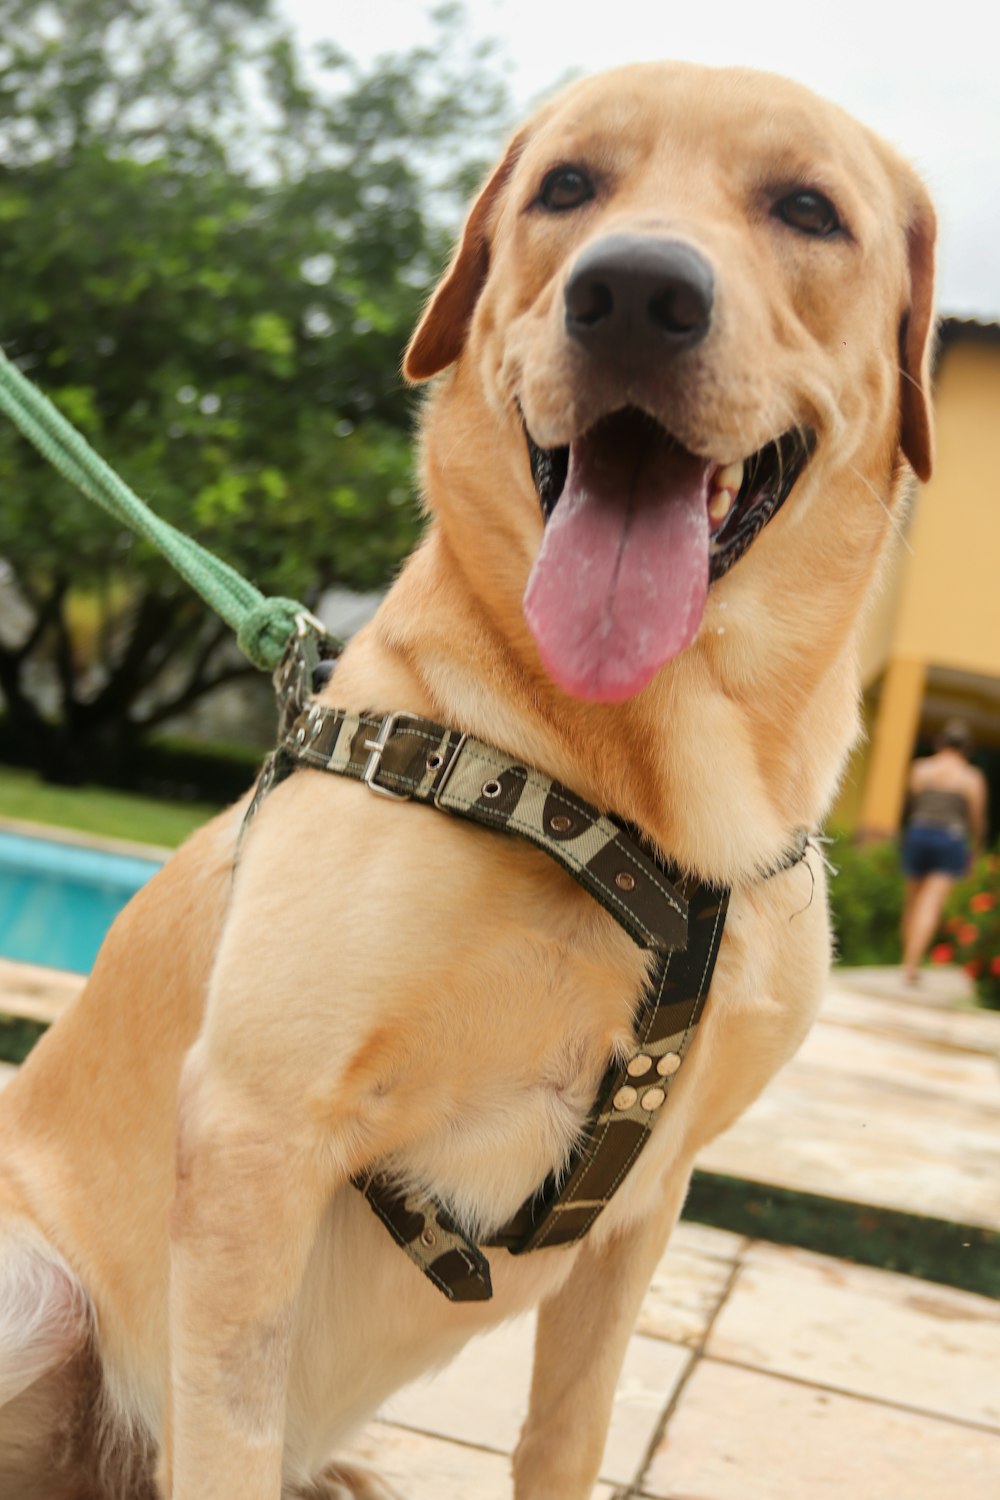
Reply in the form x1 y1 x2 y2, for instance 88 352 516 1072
0 830 162 974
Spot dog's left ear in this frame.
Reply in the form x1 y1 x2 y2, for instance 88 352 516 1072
404 131 528 382
898 184 937 482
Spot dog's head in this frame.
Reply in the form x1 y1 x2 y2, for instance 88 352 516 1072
404 63 936 705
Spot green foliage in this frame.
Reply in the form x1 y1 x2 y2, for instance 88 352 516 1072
825 830 904 967
0 1015 45 1065
936 853 1000 1008
0 0 512 777
0 763 220 845
827 829 1000 1008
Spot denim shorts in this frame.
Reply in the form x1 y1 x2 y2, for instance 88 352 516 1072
901 823 969 878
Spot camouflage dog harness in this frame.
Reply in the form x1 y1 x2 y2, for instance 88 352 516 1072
240 619 809 1302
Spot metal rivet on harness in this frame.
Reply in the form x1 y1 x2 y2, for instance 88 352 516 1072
627 1054 652 1077
615 871 637 891
548 814 573 832
613 1085 638 1110
420 1227 437 1248
482 779 503 799
657 1053 681 1076
641 1087 666 1111
426 752 444 771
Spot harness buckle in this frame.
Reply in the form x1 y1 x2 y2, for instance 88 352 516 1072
433 733 467 809
362 711 419 800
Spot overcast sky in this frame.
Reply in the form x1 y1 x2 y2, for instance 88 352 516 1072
280 0 999 320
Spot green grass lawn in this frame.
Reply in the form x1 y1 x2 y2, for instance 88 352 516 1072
0 765 222 848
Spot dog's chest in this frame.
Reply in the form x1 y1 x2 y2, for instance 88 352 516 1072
374 900 653 1239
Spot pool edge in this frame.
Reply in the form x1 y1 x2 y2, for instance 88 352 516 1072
0 815 172 864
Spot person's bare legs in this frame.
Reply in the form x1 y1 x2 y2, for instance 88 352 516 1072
901 873 954 981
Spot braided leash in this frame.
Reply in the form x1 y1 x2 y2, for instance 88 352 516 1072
0 347 320 671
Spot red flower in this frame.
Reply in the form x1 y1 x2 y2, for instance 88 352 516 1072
930 943 954 964
970 893 995 913
958 923 979 946
964 960 982 978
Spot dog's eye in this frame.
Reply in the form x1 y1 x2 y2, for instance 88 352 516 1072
774 190 841 237
538 166 595 212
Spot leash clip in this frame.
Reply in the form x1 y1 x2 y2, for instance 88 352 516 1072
362 711 419 800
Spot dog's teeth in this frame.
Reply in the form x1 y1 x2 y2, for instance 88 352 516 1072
707 460 743 526
716 460 744 494
708 489 734 524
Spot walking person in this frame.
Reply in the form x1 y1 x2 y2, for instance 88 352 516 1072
900 719 988 983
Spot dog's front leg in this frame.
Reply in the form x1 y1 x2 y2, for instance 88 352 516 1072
512 1169 690 1500
163 1049 341 1500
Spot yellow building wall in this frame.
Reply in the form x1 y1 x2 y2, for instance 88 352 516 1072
834 335 1000 834
831 709 873 831
857 523 909 690
891 341 1000 678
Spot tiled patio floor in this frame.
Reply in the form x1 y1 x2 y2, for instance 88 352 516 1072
339 1218 1000 1499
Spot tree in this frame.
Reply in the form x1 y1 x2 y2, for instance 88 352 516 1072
0 0 511 781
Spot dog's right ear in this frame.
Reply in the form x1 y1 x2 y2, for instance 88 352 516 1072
403 131 527 382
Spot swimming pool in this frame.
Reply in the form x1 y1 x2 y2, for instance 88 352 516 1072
0 830 162 974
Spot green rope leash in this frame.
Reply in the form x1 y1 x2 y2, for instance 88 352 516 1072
0 346 321 671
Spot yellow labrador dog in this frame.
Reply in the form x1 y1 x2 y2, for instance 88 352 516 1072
0 60 933 1500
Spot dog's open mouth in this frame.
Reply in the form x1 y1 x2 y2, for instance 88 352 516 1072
523 406 813 702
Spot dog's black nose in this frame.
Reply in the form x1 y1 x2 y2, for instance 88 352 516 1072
564 235 715 357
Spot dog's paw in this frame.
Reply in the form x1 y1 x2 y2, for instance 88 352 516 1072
300 1458 407 1500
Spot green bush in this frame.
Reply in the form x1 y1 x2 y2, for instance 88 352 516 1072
825 830 903 967
936 854 1000 1008
826 830 1000 1007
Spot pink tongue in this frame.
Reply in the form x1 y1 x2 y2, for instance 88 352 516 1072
524 417 712 702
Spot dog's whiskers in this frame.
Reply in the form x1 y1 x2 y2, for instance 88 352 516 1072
897 364 925 395
847 461 915 554
438 414 498 473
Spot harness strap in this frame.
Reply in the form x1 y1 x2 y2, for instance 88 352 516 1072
485 874 728 1254
260 703 688 949
240 626 808 1301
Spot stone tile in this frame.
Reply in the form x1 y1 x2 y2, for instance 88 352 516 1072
833 965 976 1009
0 955 83 1024
824 979 1000 1054
669 1220 747 1262
382 1314 690 1487
346 1423 514 1499
799 1015 1000 1104
380 1315 532 1457
345 1421 617 1499
696 1012 1000 1230
706 1242 1000 1429
637 1222 744 1347
0 814 170 863
603 1333 694 1485
640 1359 1000 1500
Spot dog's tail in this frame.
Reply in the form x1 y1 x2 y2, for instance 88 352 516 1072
0 1215 95 1500
0 1228 91 1405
